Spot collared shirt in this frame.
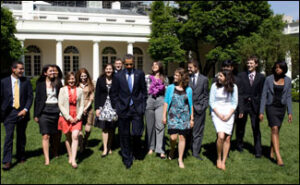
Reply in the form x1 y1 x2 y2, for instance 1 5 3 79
248 71 256 80
193 72 199 85
11 75 20 107
125 69 134 90
11 75 28 111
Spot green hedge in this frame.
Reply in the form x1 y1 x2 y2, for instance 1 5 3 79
292 88 299 102
30 77 38 92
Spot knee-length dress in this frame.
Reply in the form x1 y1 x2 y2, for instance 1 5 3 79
167 89 190 135
266 84 286 127
58 87 82 134
209 83 238 135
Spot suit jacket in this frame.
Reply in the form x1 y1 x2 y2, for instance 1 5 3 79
0 76 33 121
58 86 84 121
94 75 117 110
111 69 147 117
259 75 292 115
189 74 209 114
34 80 62 118
238 71 265 114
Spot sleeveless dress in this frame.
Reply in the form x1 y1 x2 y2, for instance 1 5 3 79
167 89 190 135
58 86 82 134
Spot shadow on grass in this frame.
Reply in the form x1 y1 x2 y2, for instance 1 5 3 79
202 140 274 165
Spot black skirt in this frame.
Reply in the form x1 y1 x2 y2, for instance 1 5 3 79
168 129 190 136
94 117 117 130
266 105 286 127
39 104 60 135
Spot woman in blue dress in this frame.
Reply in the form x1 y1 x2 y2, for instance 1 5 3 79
162 68 194 168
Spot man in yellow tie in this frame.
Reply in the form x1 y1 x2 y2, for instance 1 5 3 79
1 61 33 171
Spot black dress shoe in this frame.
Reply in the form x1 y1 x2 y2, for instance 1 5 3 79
193 155 203 161
237 147 244 153
2 163 11 171
125 163 132 169
255 154 262 158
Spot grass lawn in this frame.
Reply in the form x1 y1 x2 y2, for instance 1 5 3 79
1 102 299 184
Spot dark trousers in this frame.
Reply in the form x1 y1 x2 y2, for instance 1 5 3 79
236 104 262 155
118 105 144 167
192 111 206 156
3 109 28 164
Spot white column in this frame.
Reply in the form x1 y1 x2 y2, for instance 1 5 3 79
20 39 25 75
127 41 134 55
56 39 63 72
93 40 100 81
20 39 25 63
285 51 292 78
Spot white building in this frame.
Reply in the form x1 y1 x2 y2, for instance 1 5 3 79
283 15 299 78
2 1 164 81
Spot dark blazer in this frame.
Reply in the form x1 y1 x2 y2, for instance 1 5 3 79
94 75 117 110
34 80 62 118
189 73 209 114
238 71 265 114
111 69 147 116
0 76 33 121
259 75 292 115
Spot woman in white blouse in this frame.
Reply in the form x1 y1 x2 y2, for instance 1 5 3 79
209 70 238 171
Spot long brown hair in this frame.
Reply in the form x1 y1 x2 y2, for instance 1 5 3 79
216 69 234 94
75 68 95 92
150 61 165 82
174 67 189 90
64 72 76 86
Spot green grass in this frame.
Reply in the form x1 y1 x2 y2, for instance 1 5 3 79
1 103 299 184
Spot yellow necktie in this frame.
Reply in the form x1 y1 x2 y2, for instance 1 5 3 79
14 80 20 109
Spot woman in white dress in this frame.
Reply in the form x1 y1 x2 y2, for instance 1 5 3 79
209 70 238 171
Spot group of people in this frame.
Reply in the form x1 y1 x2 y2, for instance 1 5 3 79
1 54 293 171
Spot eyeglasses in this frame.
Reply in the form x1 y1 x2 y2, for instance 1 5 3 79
125 63 133 66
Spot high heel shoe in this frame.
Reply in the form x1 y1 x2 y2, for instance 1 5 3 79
178 160 185 169
101 151 108 158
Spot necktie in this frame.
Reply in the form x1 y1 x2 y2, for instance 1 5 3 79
13 80 20 109
249 73 254 86
192 75 196 87
127 72 133 106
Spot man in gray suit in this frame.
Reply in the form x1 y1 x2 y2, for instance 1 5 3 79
187 59 209 160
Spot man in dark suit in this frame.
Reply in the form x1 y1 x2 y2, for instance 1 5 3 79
1 61 33 170
236 56 265 158
187 60 209 160
114 58 123 74
111 54 147 169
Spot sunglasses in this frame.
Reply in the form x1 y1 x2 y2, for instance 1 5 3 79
125 63 134 66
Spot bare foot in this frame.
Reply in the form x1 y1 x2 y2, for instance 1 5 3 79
109 150 112 154
45 161 50 166
221 162 226 171
216 160 222 169
148 150 153 155
71 162 78 169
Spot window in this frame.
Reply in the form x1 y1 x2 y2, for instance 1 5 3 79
102 1 112 9
102 47 117 70
63 46 79 75
25 45 41 77
133 47 143 71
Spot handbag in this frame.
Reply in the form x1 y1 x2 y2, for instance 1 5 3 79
98 93 118 122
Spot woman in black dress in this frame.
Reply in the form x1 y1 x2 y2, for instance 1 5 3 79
94 64 117 157
259 61 293 166
34 65 62 165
